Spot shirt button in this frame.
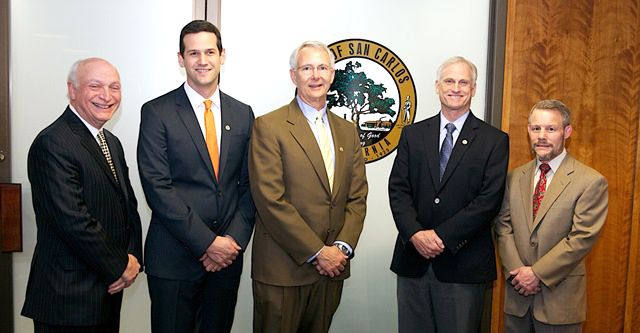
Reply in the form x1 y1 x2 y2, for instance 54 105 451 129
434 198 440 204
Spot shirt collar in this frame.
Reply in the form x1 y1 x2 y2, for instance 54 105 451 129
183 82 221 111
297 96 328 123
536 148 567 173
439 110 470 132
68 104 102 139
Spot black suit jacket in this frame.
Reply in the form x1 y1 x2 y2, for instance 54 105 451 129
137 85 255 281
389 111 508 283
22 108 143 325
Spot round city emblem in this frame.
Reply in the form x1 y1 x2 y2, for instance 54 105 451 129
328 39 417 163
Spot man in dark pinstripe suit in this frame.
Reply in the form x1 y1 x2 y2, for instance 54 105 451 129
22 58 143 333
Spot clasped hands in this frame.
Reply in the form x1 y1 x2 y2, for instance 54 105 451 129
108 254 140 294
411 230 444 259
312 246 347 278
509 266 541 296
199 235 241 272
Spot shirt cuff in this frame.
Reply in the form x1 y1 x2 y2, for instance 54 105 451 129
306 247 324 263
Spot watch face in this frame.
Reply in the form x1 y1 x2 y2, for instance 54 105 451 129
337 245 349 256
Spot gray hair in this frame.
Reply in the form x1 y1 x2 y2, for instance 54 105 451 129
67 59 84 88
436 56 477 84
289 40 335 70
528 99 571 127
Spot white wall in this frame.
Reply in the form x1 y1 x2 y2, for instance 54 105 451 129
11 0 489 332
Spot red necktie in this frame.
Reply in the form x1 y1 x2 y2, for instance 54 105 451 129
533 163 551 219
204 100 219 179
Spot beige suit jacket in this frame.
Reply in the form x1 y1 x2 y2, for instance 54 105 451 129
495 153 608 325
249 99 368 287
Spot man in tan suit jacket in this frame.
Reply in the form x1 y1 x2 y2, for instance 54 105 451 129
249 40 367 333
495 100 608 333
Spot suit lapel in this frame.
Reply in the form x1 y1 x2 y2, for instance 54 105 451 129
423 116 441 192
287 100 332 195
218 92 233 180
439 112 478 189
518 160 536 231
174 87 217 183
532 154 574 230
328 110 345 198
104 130 128 198
64 109 119 189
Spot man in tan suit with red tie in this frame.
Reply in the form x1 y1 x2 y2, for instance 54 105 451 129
249 40 368 333
495 99 608 332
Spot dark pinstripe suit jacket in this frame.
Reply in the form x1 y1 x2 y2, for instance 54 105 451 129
22 108 143 326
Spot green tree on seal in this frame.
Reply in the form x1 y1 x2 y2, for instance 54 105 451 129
328 61 396 127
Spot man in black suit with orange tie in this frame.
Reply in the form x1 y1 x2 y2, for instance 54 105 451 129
137 20 255 333
22 57 143 332
389 56 509 333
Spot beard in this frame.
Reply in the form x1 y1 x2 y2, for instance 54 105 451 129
531 143 563 162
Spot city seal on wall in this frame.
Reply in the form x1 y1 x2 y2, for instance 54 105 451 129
328 39 417 163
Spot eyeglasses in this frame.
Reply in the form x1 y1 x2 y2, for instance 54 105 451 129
296 64 333 75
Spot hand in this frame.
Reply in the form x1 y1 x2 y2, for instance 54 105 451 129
200 235 241 272
410 230 445 259
108 254 140 294
509 266 541 296
312 246 347 278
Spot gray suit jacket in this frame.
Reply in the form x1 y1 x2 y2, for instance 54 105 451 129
496 153 608 324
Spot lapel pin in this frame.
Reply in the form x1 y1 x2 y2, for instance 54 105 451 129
462 139 468 145
225 124 231 131
339 147 344 152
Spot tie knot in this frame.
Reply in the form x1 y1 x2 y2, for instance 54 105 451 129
97 130 105 140
445 123 456 134
204 99 212 111
539 163 551 174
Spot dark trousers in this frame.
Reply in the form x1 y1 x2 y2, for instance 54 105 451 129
253 278 344 333
397 264 486 333
148 273 240 333
33 292 122 333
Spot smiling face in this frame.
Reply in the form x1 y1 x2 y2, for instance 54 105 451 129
290 46 335 110
178 31 226 98
68 58 121 129
435 61 476 116
528 108 572 163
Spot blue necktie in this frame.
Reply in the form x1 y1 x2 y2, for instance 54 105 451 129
439 123 455 181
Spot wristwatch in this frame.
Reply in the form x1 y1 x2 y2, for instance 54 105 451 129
334 243 352 259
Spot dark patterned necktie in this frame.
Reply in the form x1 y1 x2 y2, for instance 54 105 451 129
439 123 456 181
97 130 118 184
532 163 551 218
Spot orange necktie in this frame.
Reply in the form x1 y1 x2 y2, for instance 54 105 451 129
204 100 219 179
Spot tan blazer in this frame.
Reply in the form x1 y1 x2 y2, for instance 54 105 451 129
495 153 608 325
249 99 368 287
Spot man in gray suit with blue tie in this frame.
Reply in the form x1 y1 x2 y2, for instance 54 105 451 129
23 58 143 332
